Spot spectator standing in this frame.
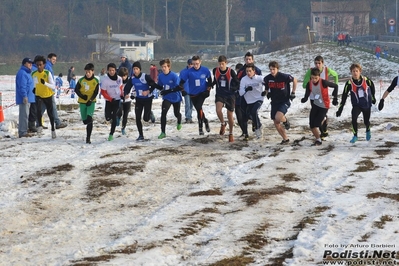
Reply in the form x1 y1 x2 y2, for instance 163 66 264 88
150 64 159 99
67 66 74 84
98 68 106 99
375 45 381 59
119 54 133 76
180 59 194 123
69 74 77 98
16 57 35 138
55 73 63 98
44 53 67 129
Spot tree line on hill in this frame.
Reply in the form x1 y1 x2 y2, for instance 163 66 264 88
0 0 393 61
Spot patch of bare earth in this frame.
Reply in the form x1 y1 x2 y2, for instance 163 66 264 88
235 186 303 206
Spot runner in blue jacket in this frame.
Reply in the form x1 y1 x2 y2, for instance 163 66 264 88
178 55 213 135
156 58 183 139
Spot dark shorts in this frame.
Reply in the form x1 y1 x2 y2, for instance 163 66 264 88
271 101 290 120
309 105 328 128
215 95 235 112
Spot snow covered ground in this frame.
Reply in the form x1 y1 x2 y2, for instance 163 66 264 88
0 43 398 266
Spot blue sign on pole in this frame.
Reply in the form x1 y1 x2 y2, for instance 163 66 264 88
371 18 377 24
390 25 395 33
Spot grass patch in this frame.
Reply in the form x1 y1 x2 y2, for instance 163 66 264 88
90 161 144 177
367 192 399 202
85 178 124 200
353 159 377 172
373 215 393 229
240 223 270 250
235 186 303 206
175 217 216 238
208 256 254 266
70 254 116 265
281 173 300 182
374 149 391 158
189 188 223 196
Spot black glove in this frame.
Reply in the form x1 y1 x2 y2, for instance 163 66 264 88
182 90 187 96
86 100 92 106
81 95 88 101
162 89 172 96
261 91 267 97
332 98 338 106
301 98 307 103
130 94 135 100
289 92 296 101
40 78 45 85
245 86 253 92
378 99 384 111
336 106 343 117
32 87 36 94
266 92 271 99
202 90 210 98
372 98 376 104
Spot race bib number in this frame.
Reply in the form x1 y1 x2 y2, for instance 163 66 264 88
195 79 200 87
221 80 226 87
358 90 364 98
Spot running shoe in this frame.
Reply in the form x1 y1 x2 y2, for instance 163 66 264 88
108 134 114 141
158 132 166 139
311 140 322 146
280 139 290 145
220 122 227 135
204 118 210 132
366 131 371 141
350 136 358 143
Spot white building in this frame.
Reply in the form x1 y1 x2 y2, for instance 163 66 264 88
87 32 161 61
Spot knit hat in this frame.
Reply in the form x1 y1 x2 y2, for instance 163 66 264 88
132 61 141 70
187 59 193 65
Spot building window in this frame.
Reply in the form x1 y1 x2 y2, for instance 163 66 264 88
141 41 146 46
127 41 132 46
121 41 126 47
134 41 140 47
315 17 320 23
323 17 329 25
354 16 359 25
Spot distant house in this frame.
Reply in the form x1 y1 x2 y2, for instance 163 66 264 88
310 1 371 39
87 32 161 61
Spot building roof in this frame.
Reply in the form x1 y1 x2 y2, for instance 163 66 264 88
87 33 161 42
311 1 371 13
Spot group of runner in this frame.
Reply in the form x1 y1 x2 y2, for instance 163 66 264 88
16 52 398 145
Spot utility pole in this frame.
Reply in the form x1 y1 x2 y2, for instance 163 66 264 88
165 0 169 39
224 0 229 56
